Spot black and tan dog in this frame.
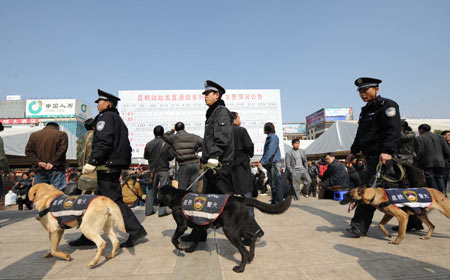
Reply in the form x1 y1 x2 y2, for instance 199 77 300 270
157 185 291 273
341 186 450 244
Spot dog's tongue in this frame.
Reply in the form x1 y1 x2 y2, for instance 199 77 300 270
348 202 355 213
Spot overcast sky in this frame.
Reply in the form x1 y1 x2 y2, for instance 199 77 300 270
1 0 449 122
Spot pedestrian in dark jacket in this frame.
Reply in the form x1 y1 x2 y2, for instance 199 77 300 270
144 125 175 216
13 172 32 210
25 122 68 190
345 77 401 237
259 122 282 204
70 89 147 248
181 80 234 243
164 122 203 192
415 124 450 193
319 153 350 199
348 159 364 188
307 160 319 197
399 121 418 188
231 112 264 243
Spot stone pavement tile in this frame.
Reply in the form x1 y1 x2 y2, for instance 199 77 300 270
171 238 222 280
250 249 335 270
0 242 50 267
221 267 310 280
415 254 450 270
43 278 87 280
0 257 70 280
48 259 144 278
301 262 403 280
134 254 178 274
378 256 450 278
87 275 172 280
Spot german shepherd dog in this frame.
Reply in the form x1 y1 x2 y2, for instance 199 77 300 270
29 183 127 268
341 187 450 244
157 185 291 273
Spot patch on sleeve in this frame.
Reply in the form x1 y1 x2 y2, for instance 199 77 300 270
96 121 106 131
385 107 396 117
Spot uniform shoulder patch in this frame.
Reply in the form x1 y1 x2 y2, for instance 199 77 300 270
96 121 106 131
385 107 396 117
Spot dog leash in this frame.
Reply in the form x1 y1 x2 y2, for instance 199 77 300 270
186 163 222 191
375 160 405 184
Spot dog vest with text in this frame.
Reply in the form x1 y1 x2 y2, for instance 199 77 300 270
383 188 432 214
50 195 99 229
181 193 231 225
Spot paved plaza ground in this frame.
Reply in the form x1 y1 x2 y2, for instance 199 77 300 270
1 195 450 280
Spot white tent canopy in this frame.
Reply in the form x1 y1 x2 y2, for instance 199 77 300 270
305 121 358 155
1 127 77 160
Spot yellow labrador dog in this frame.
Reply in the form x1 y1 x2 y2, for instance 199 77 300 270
29 183 126 268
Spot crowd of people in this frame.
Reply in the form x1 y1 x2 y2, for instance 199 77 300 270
0 77 450 249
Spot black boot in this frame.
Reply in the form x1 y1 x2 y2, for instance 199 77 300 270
120 228 147 248
68 234 96 246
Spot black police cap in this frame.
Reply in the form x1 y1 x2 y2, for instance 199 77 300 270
354 77 382 91
95 89 121 103
202 80 226 95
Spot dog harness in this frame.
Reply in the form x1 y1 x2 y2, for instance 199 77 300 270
47 195 99 229
380 188 433 214
181 193 231 225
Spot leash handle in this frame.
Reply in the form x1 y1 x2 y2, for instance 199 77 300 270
185 162 223 191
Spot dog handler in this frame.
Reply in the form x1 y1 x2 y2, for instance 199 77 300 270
345 77 401 237
181 80 235 242
69 89 147 248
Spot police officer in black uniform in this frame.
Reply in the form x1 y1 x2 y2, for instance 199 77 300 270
345 77 401 237
181 80 235 242
69 89 147 248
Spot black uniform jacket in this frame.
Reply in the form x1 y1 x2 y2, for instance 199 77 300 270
201 100 234 164
232 125 254 194
89 108 132 168
351 95 401 156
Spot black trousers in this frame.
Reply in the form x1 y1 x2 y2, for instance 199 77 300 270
203 164 234 194
178 162 200 192
97 168 144 238
350 155 378 234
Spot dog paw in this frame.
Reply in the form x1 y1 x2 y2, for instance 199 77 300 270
88 261 98 268
62 253 71 261
105 253 114 259
420 236 430 240
43 252 53 258
233 266 244 273
388 240 400 245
